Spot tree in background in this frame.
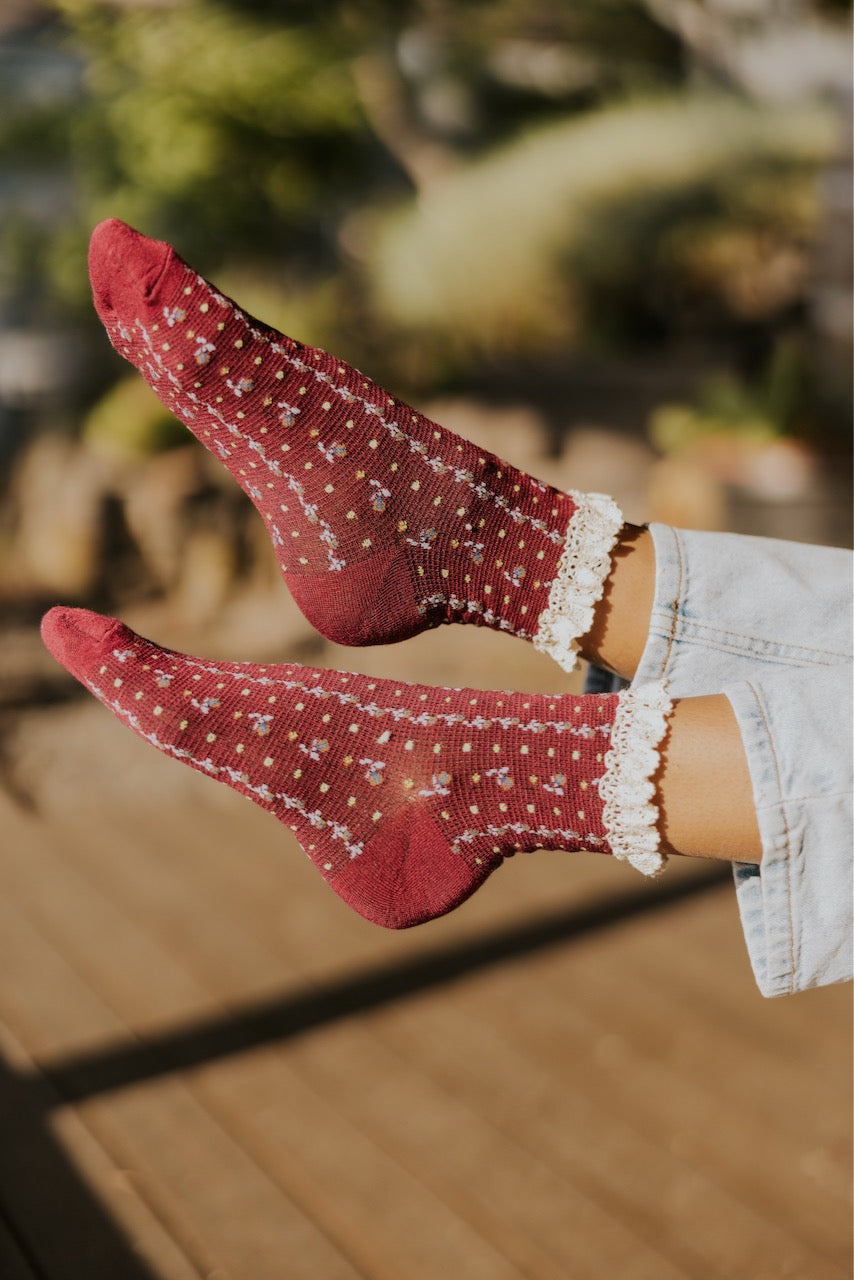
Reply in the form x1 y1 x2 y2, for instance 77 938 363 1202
0 0 850 433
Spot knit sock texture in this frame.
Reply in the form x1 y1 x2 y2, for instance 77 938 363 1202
40 607 672 929
89 219 621 662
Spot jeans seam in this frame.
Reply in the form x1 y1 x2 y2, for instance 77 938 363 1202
747 678 796 996
660 526 684 680
656 633 847 670
671 622 851 664
756 788 852 808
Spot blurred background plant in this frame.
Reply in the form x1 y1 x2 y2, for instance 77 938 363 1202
0 0 850 621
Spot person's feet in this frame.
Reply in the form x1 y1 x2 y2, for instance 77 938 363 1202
89 219 622 668
41 606 668 927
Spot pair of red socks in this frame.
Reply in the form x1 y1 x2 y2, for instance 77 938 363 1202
41 221 672 928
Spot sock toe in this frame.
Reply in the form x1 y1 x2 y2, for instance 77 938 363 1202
88 218 175 321
41 606 126 679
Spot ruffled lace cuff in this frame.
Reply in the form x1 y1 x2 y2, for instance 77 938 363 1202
533 491 624 673
599 679 673 876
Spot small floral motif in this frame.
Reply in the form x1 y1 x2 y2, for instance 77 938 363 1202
299 737 330 761
278 402 301 426
190 696 222 714
464 540 484 565
359 758 386 786
163 306 186 327
504 565 526 587
486 766 514 790
154 670 175 689
317 440 347 463
369 480 391 513
248 712 273 736
194 337 215 365
112 648 136 663
543 773 566 796
227 377 254 397
406 528 437 552
419 771 452 798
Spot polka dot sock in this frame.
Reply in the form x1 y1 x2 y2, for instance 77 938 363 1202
89 218 623 671
41 607 672 929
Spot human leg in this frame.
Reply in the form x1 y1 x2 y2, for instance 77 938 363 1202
41 606 778 937
88 218 627 668
630 523 852 995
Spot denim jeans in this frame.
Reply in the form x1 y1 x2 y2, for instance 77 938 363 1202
631 524 853 998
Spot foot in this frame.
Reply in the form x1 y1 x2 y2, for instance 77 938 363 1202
89 219 623 669
41 607 671 928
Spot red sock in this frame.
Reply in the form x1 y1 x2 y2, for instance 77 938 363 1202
42 607 671 928
89 219 622 671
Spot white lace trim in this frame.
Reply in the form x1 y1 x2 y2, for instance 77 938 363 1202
599 679 673 876
533 490 624 673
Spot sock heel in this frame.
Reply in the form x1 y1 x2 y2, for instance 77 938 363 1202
330 809 495 929
285 546 426 647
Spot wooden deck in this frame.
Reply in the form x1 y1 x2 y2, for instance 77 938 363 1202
1 614 851 1280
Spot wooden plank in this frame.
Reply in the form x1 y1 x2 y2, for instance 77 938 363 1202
0 1021 199 1280
0 1213 41 1280
58 773 852 1264
370 910 851 1278
193 1055 552 1280
0 798 544 1280
0 889 367 1280
0 797 749 1279
7 703 851 1280
1 784 691 1280
375 993 849 1280
23 773 850 1274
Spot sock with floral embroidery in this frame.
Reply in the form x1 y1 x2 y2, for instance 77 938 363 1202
89 218 623 671
42 606 672 929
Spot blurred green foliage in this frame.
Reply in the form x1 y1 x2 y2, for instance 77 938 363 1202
81 374 188 457
370 95 833 350
0 0 847 447
650 340 808 454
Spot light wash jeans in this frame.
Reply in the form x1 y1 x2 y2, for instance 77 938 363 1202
631 524 853 999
